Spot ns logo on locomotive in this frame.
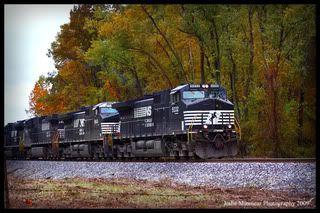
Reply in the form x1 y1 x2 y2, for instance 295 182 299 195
4 84 241 160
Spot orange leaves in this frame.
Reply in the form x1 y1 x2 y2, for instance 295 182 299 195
28 78 49 116
104 79 121 101
28 76 66 117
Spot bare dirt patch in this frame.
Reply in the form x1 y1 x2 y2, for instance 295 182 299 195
6 175 315 209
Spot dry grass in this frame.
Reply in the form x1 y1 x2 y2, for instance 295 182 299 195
6 175 315 209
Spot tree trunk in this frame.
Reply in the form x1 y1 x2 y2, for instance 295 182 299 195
229 49 241 120
272 20 285 157
257 5 269 71
188 40 195 83
243 6 255 120
204 53 214 80
156 40 179 79
141 5 188 83
149 59 173 88
272 84 279 157
209 15 221 85
297 84 304 146
200 44 205 84
130 66 144 97
130 47 173 88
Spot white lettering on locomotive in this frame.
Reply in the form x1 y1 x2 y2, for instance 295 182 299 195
146 106 152 116
144 118 154 128
134 106 152 118
171 106 179 114
101 122 120 134
183 110 234 126
205 111 221 124
145 122 154 127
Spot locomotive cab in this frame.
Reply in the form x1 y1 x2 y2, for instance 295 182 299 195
181 85 234 129
4 120 28 158
4 123 18 158
93 102 120 135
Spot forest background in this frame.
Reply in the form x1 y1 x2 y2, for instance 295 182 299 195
27 4 316 158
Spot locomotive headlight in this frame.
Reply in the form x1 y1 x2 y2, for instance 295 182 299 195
228 124 232 129
203 124 208 129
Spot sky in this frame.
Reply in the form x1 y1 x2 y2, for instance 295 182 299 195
4 4 75 125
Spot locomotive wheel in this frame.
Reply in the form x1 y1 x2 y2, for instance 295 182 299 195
194 140 222 159
214 137 224 150
195 141 209 159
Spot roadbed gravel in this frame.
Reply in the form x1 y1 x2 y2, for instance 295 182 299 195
6 160 315 196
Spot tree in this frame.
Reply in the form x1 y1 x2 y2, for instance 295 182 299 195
46 4 105 110
27 75 64 116
28 4 315 158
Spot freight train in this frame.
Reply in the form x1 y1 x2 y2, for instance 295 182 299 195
4 84 240 160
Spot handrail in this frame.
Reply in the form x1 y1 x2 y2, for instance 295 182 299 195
187 123 193 145
187 115 198 145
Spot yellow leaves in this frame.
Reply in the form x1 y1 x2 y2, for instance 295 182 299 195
100 22 114 37
60 61 77 79
59 61 90 86
100 6 143 39
125 5 146 22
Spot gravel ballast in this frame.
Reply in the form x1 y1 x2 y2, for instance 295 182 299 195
6 160 315 195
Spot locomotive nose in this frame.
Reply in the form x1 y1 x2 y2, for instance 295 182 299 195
183 100 235 129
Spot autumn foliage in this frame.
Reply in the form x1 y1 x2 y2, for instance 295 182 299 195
28 4 315 157
27 76 65 116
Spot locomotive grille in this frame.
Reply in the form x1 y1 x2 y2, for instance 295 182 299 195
183 110 234 126
101 122 120 134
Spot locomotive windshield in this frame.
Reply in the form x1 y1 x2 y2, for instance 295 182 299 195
100 107 118 114
182 89 227 100
209 89 227 99
183 91 205 99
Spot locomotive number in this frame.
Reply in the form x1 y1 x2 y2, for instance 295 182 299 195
172 106 179 114
144 118 154 127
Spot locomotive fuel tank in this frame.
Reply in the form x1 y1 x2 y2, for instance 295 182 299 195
131 139 165 157
31 147 47 158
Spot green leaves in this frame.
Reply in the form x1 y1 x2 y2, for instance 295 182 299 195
28 4 315 157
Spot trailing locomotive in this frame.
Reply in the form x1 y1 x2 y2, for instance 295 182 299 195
4 102 119 159
4 84 240 160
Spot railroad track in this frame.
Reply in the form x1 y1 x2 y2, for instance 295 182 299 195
5 157 316 163
206 158 316 162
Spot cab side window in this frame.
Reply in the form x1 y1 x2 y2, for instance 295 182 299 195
170 92 180 104
41 121 50 131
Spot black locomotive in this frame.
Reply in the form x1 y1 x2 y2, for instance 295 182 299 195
4 84 239 160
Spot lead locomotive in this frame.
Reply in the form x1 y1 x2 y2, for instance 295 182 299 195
4 84 239 160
